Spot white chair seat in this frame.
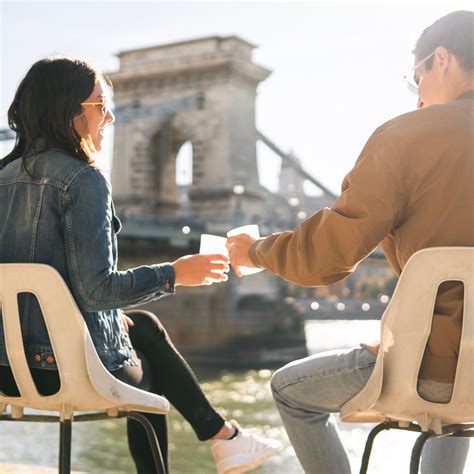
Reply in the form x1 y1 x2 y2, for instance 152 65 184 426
340 247 474 473
0 263 169 473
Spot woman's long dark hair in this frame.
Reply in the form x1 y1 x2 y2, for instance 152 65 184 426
0 57 102 173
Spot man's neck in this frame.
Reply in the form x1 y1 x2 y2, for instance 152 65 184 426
448 73 474 101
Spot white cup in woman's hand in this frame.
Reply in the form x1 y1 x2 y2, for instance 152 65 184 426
199 234 229 257
198 234 231 284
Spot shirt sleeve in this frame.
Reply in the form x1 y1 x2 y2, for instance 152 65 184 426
62 166 175 312
249 126 406 286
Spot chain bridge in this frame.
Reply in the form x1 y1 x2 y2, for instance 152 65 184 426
0 36 387 367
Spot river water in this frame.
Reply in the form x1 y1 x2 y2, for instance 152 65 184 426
0 320 472 473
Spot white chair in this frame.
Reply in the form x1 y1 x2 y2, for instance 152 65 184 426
0 263 170 474
341 247 474 473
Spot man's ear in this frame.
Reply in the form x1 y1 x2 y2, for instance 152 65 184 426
433 46 450 74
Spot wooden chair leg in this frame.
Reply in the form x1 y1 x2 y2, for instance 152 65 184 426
127 412 167 474
59 419 72 474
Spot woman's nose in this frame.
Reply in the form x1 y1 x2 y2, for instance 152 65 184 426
105 109 115 124
417 98 424 109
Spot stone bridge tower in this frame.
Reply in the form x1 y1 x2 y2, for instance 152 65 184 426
109 36 271 231
107 36 308 367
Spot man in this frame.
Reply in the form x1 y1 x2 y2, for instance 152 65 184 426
227 10 473 474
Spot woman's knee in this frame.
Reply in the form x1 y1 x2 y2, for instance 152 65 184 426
125 310 169 343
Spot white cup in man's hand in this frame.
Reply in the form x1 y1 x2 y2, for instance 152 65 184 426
226 225 263 276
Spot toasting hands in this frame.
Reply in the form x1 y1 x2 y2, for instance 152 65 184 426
226 234 257 277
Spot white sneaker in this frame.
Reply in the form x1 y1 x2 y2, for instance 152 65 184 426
211 421 279 474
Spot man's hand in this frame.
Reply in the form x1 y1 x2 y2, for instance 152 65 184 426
172 254 230 286
226 234 257 277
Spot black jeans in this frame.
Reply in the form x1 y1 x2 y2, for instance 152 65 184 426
0 310 225 473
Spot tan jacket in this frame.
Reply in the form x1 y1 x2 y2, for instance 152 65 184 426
250 91 474 383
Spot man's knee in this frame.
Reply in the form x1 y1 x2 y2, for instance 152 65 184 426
270 363 292 400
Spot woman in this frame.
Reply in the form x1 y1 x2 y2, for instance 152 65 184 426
0 57 277 473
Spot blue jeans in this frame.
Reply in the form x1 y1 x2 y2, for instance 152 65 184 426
271 346 470 474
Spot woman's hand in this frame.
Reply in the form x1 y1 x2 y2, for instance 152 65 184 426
172 254 230 287
120 312 135 333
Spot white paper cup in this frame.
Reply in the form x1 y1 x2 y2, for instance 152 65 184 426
199 234 229 256
227 225 260 239
226 225 263 276
199 234 229 284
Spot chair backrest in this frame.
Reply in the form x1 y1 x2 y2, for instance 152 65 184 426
0 264 169 418
341 247 473 432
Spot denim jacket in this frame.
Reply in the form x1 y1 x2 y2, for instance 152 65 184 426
0 147 175 371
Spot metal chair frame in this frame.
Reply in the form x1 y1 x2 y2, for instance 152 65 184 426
0 410 167 474
359 421 474 474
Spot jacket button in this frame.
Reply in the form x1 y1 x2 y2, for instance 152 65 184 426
46 355 55 364
34 354 41 362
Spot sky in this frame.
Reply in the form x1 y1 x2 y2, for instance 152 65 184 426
0 0 472 194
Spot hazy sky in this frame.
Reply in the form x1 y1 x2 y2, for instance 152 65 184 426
1 0 471 194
